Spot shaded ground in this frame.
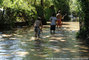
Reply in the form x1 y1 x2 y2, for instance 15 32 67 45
0 22 89 60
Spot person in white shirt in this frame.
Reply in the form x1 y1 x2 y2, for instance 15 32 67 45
49 14 57 34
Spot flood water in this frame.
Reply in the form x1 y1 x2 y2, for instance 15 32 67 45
0 22 89 60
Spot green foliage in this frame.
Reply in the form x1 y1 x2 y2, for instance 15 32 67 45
2 0 89 28
0 0 72 25
0 0 37 27
0 0 3 7
52 0 70 21
69 0 81 14
45 5 55 20
77 0 89 39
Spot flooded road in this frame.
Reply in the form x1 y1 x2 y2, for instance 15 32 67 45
0 22 89 60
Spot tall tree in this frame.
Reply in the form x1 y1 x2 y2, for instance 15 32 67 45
41 0 43 6
35 0 46 24
40 0 46 24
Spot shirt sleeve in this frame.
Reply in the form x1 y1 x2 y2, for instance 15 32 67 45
49 17 52 21
55 17 57 20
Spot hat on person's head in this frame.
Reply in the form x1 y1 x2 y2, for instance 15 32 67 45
58 9 61 13
37 17 41 20
58 10 61 13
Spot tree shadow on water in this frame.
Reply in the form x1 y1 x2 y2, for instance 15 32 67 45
34 38 45 52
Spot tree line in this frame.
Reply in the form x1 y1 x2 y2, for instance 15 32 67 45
0 0 70 28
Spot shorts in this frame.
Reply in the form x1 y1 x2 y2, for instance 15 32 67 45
50 25 56 30
57 19 62 26
34 26 40 33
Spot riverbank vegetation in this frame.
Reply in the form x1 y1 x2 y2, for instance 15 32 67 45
0 0 70 29
76 0 89 42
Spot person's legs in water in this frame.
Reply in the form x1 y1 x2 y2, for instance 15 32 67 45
50 25 52 34
57 19 62 30
34 27 40 38
38 28 40 38
50 30 52 34
53 30 55 34
50 25 56 34
34 27 37 37
53 25 56 34
57 20 60 30
35 32 37 37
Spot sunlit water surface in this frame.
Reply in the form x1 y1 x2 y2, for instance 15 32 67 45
0 22 89 60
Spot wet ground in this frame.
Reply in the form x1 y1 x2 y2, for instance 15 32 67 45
0 22 89 60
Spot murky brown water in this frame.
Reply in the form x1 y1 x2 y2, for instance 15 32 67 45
0 22 89 60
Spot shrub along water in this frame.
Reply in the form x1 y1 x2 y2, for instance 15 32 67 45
76 0 89 41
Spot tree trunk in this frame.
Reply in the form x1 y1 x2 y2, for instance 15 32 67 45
41 0 43 6
34 0 36 5
40 0 46 25
78 0 89 39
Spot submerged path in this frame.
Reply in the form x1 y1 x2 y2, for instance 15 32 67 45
0 22 89 60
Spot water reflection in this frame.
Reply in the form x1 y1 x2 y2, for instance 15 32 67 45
0 31 28 60
34 39 43 51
